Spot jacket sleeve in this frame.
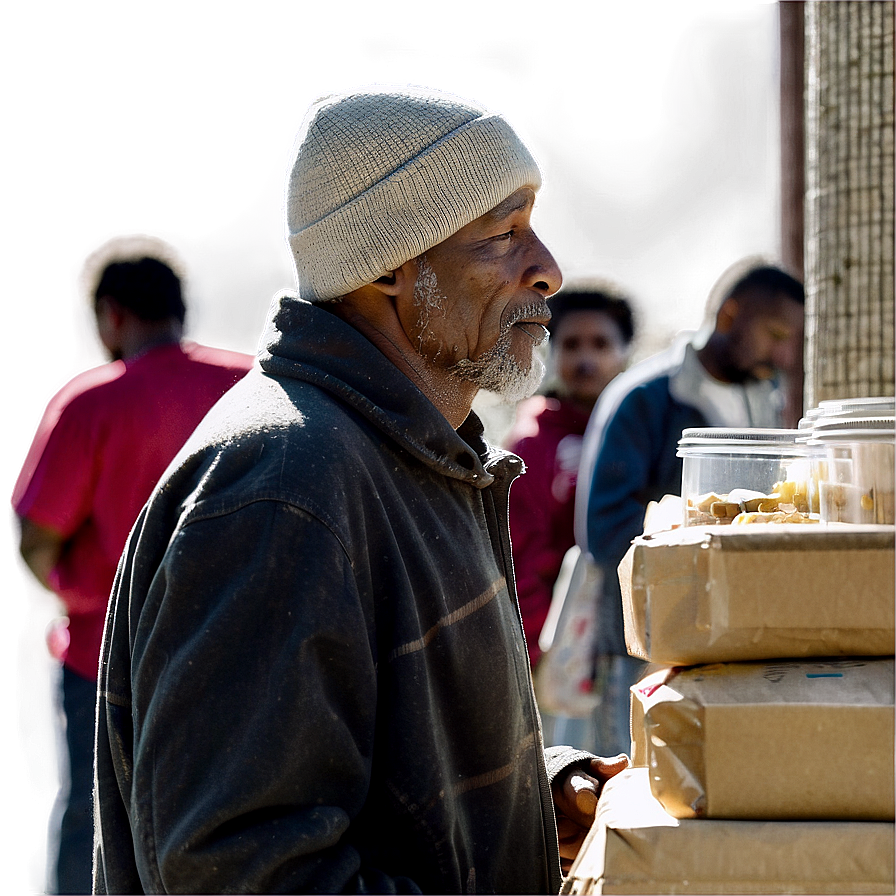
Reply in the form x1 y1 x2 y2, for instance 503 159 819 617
543 745 599 782
100 498 422 895
584 389 658 571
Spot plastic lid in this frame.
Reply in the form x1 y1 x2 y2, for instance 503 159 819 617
815 396 895 418
810 416 895 443
798 407 823 429
678 427 802 447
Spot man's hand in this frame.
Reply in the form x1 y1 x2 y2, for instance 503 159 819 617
552 754 629 875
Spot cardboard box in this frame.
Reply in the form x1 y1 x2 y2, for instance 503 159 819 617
629 659 894 821
619 524 895 665
561 768 896 895
629 665 670 767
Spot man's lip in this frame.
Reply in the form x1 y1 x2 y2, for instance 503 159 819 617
514 321 549 344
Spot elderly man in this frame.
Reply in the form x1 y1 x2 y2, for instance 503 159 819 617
93 88 627 894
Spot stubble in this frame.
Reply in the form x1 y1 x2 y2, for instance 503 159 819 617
412 255 547 403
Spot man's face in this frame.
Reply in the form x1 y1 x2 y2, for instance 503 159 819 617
719 293 805 383
403 187 562 402
553 309 630 405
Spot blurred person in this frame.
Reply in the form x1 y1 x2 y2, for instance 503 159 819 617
574 258 805 758
505 283 636 668
12 236 253 894
92 87 628 895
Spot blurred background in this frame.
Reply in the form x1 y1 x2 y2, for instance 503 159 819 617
1 0 781 889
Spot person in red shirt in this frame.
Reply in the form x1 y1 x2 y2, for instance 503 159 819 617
505 283 636 668
12 236 253 895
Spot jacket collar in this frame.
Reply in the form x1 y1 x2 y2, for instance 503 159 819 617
257 292 509 487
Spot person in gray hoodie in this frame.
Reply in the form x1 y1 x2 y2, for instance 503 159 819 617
93 87 628 895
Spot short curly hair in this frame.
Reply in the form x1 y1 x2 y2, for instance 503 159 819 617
704 256 804 324
547 280 636 345
82 235 187 323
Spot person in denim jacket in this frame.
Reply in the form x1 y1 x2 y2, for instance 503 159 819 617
574 260 804 759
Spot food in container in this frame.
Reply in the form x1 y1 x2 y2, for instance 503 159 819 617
811 416 895 525
678 428 814 526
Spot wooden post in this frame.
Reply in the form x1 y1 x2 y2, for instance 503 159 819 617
803 0 895 406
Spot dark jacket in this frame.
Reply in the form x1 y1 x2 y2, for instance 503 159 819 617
575 335 782 656
94 294 586 894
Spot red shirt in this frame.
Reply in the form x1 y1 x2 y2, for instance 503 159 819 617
12 342 253 679
505 395 592 666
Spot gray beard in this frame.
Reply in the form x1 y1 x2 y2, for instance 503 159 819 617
413 255 546 403
448 335 546 403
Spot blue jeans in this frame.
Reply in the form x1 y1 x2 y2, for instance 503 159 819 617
589 654 646 758
48 665 96 894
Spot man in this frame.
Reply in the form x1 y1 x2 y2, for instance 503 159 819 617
93 88 628 894
12 237 252 894
574 259 805 758
505 283 635 667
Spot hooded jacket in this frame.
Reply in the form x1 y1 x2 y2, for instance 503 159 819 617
94 294 586 894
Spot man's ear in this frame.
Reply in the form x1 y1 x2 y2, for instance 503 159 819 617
93 295 129 359
367 259 417 299
715 297 739 334
95 295 126 329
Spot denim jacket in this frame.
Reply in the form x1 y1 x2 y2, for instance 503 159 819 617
94 294 588 894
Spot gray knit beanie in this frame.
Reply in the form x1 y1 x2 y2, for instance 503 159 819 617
286 87 542 302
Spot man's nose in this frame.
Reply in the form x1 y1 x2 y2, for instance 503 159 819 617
524 233 563 296
773 337 801 373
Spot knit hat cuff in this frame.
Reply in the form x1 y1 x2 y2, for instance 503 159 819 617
289 113 541 302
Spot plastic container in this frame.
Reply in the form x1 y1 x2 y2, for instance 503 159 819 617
811 416 895 525
815 396 895 420
794 412 825 514
677 428 813 526
800 398 895 520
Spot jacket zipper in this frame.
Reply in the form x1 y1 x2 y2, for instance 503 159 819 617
483 454 564 894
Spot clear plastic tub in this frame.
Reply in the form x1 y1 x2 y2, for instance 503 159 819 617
810 416 895 524
800 397 894 519
815 396 895 420
677 428 814 526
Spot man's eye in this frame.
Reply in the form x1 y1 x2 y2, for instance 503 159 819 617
494 230 514 241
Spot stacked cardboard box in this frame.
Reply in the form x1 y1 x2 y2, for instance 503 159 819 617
562 523 895 895
562 767 895 895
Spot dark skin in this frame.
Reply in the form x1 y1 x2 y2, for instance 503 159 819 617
553 755 630 873
22 202 627 870
330 187 560 427
552 309 631 412
696 290 804 385
329 188 629 869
